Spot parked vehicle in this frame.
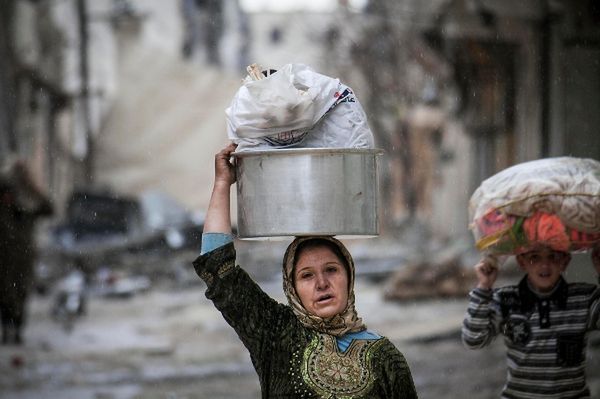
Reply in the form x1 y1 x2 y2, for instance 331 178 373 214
46 189 203 255
38 189 204 288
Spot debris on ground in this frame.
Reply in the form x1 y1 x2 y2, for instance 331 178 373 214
384 256 476 301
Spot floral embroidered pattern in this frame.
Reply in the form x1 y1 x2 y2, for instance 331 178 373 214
195 257 236 288
217 259 236 278
301 333 381 398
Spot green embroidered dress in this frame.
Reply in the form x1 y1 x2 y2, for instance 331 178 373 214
193 242 418 398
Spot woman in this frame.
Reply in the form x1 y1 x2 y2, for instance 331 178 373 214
193 143 418 398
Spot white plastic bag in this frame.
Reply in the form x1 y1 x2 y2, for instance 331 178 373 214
225 64 374 151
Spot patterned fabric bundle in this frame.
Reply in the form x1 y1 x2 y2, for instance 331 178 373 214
469 157 600 255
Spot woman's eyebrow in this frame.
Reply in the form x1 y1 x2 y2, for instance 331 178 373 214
325 260 343 265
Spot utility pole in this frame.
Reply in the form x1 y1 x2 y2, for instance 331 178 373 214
0 0 17 156
77 0 93 185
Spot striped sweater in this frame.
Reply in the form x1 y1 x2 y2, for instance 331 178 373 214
462 276 600 399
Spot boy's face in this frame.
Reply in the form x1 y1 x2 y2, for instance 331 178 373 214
516 247 570 293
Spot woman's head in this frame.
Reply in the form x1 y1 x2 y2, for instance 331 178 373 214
283 236 365 336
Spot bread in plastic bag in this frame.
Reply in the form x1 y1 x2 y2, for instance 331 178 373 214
469 157 600 255
225 64 374 151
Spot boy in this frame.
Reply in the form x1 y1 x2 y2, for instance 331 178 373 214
462 246 600 398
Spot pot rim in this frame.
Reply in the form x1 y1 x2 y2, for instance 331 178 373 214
232 147 384 158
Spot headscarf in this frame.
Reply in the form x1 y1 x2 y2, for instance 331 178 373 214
282 236 366 336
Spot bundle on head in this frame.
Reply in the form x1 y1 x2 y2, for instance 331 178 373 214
469 157 600 256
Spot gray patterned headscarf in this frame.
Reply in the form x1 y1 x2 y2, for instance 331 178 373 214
282 236 366 336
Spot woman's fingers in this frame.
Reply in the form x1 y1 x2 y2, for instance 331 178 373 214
222 142 238 156
216 143 237 166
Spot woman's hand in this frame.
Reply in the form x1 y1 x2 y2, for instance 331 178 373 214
214 142 237 188
475 256 498 290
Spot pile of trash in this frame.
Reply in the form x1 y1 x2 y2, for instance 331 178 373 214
469 157 600 256
384 256 477 301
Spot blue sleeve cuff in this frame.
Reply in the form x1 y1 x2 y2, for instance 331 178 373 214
201 233 234 255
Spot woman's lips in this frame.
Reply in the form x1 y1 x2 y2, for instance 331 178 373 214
316 295 334 304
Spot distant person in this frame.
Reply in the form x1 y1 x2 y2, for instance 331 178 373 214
192 143 418 398
180 0 223 65
462 245 600 398
0 160 53 344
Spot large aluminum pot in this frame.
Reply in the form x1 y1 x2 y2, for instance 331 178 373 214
233 148 383 239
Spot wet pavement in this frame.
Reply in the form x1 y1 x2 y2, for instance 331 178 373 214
1 274 599 398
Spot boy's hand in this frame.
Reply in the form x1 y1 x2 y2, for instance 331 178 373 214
592 246 600 275
475 256 498 290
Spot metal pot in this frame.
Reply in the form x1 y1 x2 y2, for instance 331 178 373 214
233 148 383 239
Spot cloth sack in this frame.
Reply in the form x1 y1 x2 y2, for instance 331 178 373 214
469 157 600 255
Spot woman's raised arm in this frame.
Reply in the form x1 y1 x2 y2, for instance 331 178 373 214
203 143 237 234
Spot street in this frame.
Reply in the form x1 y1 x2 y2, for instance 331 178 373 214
2 268 599 399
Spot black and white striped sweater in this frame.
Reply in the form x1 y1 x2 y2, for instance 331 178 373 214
462 277 600 399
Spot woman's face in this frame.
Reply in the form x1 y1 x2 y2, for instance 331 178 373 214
294 245 349 319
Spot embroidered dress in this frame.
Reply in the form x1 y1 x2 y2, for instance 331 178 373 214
462 276 600 399
193 242 418 398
